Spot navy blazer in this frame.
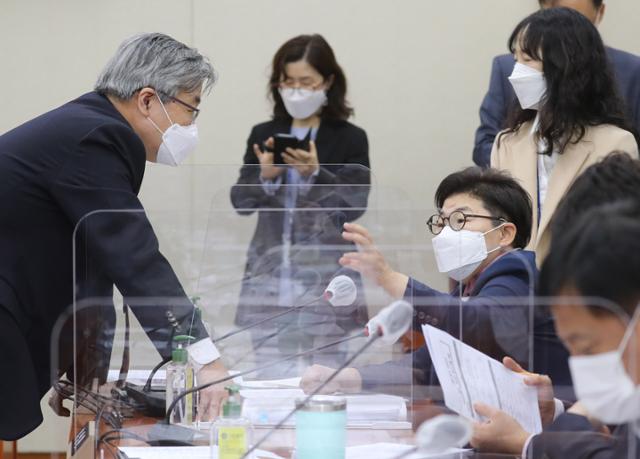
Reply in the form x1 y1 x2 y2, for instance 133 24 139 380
358 251 571 392
473 47 640 167
0 92 207 439
528 413 639 458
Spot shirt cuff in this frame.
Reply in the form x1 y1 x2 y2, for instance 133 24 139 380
187 338 220 372
259 175 283 196
553 398 565 421
522 434 535 459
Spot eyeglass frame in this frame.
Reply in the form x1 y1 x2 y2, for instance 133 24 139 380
158 91 200 121
426 211 506 235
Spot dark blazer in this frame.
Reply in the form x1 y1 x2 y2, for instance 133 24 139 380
0 92 207 440
527 413 640 458
473 47 640 167
229 118 371 334
358 251 572 392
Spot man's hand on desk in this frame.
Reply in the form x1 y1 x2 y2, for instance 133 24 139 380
300 365 363 395
196 359 229 421
471 403 530 455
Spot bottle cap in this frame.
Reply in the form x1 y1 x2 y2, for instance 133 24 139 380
171 335 195 363
222 385 243 418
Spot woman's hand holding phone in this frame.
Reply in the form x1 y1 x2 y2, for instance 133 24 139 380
283 139 320 177
254 137 284 180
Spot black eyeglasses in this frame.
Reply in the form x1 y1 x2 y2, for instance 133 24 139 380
159 92 200 121
427 211 506 235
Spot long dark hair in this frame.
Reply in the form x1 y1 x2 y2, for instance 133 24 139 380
269 34 353 121
499 8 634 155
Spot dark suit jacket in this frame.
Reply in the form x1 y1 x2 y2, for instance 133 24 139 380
0 92 208 439
527 413 640 458
358 251 572 393
229 118 371 334
473 47 640 167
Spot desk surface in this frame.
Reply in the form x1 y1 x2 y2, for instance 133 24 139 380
70 409 520 459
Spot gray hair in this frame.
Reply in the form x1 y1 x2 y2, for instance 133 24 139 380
95 33 216 101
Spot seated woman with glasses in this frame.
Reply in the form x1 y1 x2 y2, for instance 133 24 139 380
301 167 571 395
229 34 370 376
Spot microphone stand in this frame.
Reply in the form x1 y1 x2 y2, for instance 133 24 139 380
164 332 365 424
142 294 324 393
241 333 381 458
213 294 323 343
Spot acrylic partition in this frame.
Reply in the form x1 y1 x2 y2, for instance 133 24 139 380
55 163 640 458
54 163 461 458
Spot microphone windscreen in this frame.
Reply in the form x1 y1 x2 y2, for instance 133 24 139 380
324 275 357 307
366 300 413 344
416 415 472 453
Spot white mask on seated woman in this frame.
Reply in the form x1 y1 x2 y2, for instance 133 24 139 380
431 225 504 282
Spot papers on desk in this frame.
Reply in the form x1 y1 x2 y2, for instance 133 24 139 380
234 376 302 389
118 445 283 459
346 443 468 459
239 388 410 429
422 324 542 434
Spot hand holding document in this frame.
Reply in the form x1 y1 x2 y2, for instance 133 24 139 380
422 324 542 434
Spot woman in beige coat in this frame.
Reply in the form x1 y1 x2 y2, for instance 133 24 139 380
491 8 638 264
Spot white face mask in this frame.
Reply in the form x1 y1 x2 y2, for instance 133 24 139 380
569 308 640 424
147 95 199 167
508 62 547 110
431 225 503 282
278 87 327 120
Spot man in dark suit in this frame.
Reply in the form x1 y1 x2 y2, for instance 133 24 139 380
470 155 640 458
473 0 640 167
0 33 228 440
472 203 640 458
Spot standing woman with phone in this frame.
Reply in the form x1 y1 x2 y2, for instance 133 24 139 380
230 34 371 376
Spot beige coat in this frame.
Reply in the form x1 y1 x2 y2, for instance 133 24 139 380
491 122 639 265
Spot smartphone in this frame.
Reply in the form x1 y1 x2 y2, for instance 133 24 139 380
270 133 303 165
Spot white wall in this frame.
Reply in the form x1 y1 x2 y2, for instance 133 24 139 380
1 0 639 452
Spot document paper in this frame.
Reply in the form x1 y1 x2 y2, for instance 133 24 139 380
422 324 542 434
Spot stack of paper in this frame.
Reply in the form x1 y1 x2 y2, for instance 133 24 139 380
119 445 283 459
235 376 302 389
239 389 409 428
346 443 468 459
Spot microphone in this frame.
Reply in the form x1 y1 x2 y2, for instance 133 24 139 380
241 300 414 458
213 274 358 343
323 275 357 307
365 300 415 344
390 415 472 459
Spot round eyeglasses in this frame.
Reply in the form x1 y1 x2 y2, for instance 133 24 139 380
426 211 506 235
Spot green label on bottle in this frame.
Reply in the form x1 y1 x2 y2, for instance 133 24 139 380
218 427 247 459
